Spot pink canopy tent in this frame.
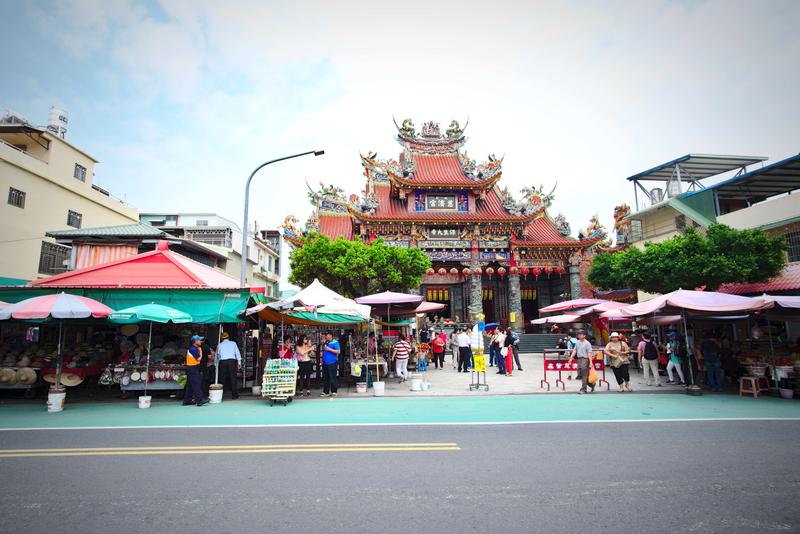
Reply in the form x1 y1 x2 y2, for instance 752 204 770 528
530 313 582 325
539 298 606 313
607 290 765 318
414 301 446 314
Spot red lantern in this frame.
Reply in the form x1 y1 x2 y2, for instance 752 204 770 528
510 266 519 276
449 267 459 277
426 268 435 276
472 267 483 277
520 266 530 279
485 267 495 278
532 267 542 279
544 267 553 277
556 266 566 276
497 266 507 278
462 267 471 277
437 268 447 276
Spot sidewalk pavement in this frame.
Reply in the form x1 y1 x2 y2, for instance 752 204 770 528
335 353 689 397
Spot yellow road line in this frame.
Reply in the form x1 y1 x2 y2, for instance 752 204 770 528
0 442 458 454
0 446 460 458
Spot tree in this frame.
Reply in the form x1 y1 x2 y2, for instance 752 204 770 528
288 233 432 298
588 224 787 293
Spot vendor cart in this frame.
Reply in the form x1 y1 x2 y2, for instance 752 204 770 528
261 359 298 406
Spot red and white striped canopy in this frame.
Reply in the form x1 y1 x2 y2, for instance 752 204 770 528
0 293 113 320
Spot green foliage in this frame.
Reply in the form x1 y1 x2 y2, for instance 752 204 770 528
588 224 787 293
288 233 431 298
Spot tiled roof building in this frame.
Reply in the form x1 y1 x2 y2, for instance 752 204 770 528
283 119 602 330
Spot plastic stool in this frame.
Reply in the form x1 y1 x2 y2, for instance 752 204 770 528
739 376 761 398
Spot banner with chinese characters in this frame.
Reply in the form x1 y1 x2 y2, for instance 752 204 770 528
426 288 451 302
521 289 537 300
482 288 494 301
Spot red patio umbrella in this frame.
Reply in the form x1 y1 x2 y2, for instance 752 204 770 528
0 293 113 388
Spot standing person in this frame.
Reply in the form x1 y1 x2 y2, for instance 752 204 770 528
431 330 446 369
457 327 472 373
392 334 412 382
450 329 460 369
494 329 507 375
367 332 377 360
183 335 207 406
277 335 293 359
604 332 632 393
294 334 315 397
320 332 340 397
216 332 242 400
638 332 661 387
699 332 723 392
487 329 498 367
503 327 515 376
567 329 595 394
665 332 686 385
565 332 577 380
510 329 523 371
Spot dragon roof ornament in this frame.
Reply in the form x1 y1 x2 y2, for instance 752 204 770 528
393 117 468 147
306 180 351 214
496 183 556 217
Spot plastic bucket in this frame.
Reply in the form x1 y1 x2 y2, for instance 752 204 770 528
47 387 66 413
209 385 223 404
251 386 262 396
138 395 152 409
779 388 794 400
356 382 367 394
373 381 385 396
410 377 423 391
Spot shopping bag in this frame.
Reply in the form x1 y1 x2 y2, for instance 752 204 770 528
587 364 599 385
500 347 509 357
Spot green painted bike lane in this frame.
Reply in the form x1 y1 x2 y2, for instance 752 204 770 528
1 394 799 430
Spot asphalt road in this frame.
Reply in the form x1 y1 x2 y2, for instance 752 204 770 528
1 421 798 534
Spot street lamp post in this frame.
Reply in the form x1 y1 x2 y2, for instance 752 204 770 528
240 150 324 287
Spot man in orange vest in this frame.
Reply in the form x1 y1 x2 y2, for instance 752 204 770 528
183 335 207 406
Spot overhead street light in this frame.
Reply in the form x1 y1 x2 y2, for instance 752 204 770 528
240 150 325 287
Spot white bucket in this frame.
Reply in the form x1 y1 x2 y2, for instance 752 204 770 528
47 388 66 413
410 377 423 391
356 382 367 394
251 385 262 396
373 381 385 396
209 385 223 404
138 395 152 409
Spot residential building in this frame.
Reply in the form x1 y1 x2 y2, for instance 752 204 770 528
0 109 138 282
139 212 280 292
623 152 800 297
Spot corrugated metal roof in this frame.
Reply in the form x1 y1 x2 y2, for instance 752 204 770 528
626 153 767 182
46 223 166 239
718 262 800 295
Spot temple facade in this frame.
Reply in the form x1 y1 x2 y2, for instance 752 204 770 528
282 119 607 331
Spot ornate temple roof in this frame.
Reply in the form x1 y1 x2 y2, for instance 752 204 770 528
282 119 600 252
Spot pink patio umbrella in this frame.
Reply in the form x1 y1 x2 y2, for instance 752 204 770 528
530 313 582 325
355 291 423 383
0 293 113 388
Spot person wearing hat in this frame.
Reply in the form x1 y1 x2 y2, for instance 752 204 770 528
567 329 595 394
184 335 207 406
216 332 242 400
665 331 686 385
604 332 632 393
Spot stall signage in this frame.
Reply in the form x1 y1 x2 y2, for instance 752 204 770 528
473 354 486 373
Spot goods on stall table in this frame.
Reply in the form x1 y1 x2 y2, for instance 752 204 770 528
261 359 298 406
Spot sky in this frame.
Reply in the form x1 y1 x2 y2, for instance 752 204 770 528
2 0 799 278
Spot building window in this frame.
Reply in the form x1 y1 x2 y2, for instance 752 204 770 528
38 242 70 274
196 220 208 226
187 228 232 248
786 231 800 262
67 210 82 228
630 220 643 242
268 256 273 271
675 215 686 230
7 187 25 208
266 286 272 297
73 164 87 181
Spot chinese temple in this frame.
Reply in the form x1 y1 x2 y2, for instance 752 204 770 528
282 119 606 331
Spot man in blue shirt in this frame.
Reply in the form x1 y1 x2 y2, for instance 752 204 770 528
321 331 341 397
216 332 242 399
